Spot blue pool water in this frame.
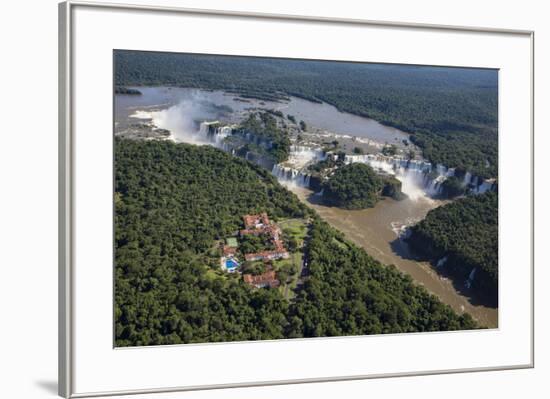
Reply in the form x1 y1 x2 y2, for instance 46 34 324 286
226 258 239 270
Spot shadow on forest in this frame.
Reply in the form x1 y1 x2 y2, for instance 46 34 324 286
389 236 498 309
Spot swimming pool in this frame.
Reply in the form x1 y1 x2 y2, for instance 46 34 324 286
225 258 239 271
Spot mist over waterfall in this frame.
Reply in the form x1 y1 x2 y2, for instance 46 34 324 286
271 145 326 187
129 92 226 145
285 146 327 170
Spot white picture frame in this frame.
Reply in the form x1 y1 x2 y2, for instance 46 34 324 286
59 1 534 397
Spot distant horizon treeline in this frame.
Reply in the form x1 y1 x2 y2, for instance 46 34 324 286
114 50 498 178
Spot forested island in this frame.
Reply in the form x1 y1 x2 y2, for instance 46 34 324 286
114 139 477 346
407 192 498 305
236 112 291 163
115 50 498 178
322 163 403 209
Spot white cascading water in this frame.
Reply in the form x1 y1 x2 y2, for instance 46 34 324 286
344 154 494 200
271 145 326 187
345 154 437 201
197 122 233 147
465 267 477 289
436 256 448 268
463 171 472 186
129 99 221 145
272 164 312 187
473 180 494 194
288 145 327 166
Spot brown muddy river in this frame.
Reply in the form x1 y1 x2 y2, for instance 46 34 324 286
289 186 498 328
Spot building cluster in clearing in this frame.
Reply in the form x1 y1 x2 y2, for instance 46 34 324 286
220 213 289 289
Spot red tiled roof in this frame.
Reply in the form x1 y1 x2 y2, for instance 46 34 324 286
244 250 289 262
223 246 237 256
243 270 280 288
243 213 270 229
240 213 289 262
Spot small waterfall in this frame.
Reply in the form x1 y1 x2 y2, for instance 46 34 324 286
465 267 477 289
197 121 235 148
436 256 448 268
270 145 327 188
473 179 496 194
216 126 232 143
463 171 472 186
288 145 327 164
272 164 312 188
198 121 209 136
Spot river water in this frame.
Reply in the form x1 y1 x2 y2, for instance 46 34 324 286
289 186 498 328
115 87 410 143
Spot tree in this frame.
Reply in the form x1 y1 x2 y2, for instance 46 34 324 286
441 176 466 198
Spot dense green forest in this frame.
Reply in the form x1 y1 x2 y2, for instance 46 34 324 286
114 139 477 346
322 163 403 209
115 50 498 178
238 112 291 163
115 138 308 346
407 192 498 305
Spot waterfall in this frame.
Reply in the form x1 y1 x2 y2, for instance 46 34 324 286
270 145 327 188
198 121 209 136
345 154 440 200
463 171 472 186
436 256 448 268
343 154 492 200
288 145 327 164
197 121 234 148
272 164 312 188
473 179 496 194
194 124 497 199
465 267 477 289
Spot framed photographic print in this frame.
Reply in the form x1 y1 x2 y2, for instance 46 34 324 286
59 1 534 397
